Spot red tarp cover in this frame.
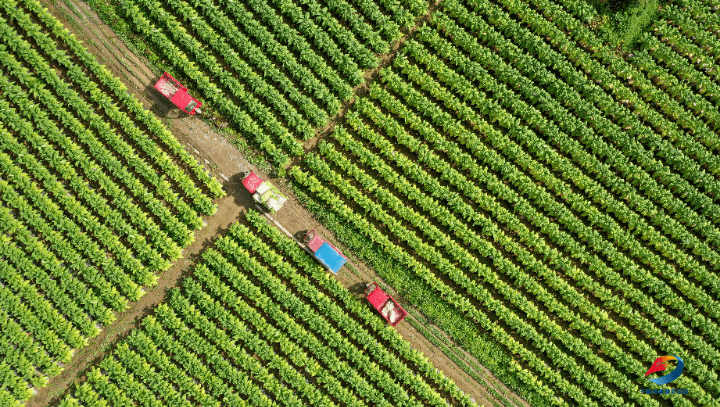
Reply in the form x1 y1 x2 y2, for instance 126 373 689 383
242 172 264 193
367 286 389 309
171 90 193 112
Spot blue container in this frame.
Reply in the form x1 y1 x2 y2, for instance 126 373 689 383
314 243 347 273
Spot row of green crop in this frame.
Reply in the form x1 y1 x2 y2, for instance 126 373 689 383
0 270 68 390
170 0 318 138
425 6 720 263
58 211 472 406
283 0 380 68
318 0 394 52
0 204 109 337
0 130 129 313
382 45 720 362
517 0 720 206
396 38 720 392
648 18 720 108
546 0 720 152
369 76 718 387
437 0 720 252
222 0 352 103
0 127 145 301
430 2 720 297
183 0 332 127
0 64 171 279
446 0 720 343
0 254 85 356
658 4 720 67
3 4 216 216
341 87 719 392
0 46 176 274
269 0 369 78
360 73 720 386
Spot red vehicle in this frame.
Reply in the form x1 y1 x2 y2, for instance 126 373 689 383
364 282 407 326
241 171 288 213
154 72 202 115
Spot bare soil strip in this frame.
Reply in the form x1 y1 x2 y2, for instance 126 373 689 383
300 0 446 158
29 0 529 405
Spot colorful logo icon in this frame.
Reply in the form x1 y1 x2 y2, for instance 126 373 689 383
645 356 684 385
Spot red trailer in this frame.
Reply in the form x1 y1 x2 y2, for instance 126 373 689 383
154 72 202 115
364 282 407 326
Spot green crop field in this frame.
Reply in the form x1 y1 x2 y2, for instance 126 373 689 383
2 0 719 404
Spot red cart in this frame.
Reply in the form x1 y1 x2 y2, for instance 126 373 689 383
364 282 407 326
154 72 202 115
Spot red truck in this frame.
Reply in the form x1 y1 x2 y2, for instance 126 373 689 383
154 72 202 115
364 282 407 327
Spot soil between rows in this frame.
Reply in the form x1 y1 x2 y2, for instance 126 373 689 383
27 0 529 406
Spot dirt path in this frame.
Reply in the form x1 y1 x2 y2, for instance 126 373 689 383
31 0 529 406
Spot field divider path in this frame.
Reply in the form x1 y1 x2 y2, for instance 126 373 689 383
297 0 445 158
